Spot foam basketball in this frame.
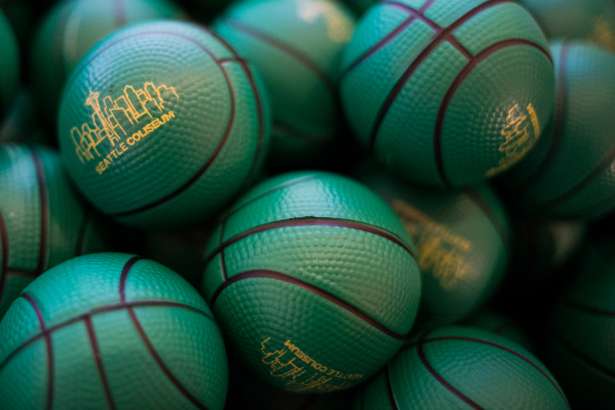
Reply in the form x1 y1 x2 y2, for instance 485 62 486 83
58 21 271 229
341 0 555 188
0 253 228 409
505 42 615 219
0 144 106 317
31 0 183 123
546 241 615 408
355 326 569 409
215 0 355 165
201 171 421 393
519 0 615 51
358 164 509 326
465 310 532 350
0 9 19 117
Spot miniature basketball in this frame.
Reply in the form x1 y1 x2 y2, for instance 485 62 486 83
0 253 228 410
355 326 569 409
359 164 509 326
215 0 355 165
201 171 421 393
31 0 183 122
0 9 19 116
340 0 555 187
506 42 615 219
0 144 106 317
58 21 271 229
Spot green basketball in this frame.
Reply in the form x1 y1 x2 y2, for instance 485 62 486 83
506 42 615 219
358 164 509 326
546 241 615 408
58 21 271 229
201 171 421 393
464 310 532 351
354 326 569 409
0 9 19 117
31 0 184 123
215 0 355 166
519 0 615 51
340 0 554 188
0 253 228 410
0 144 106 318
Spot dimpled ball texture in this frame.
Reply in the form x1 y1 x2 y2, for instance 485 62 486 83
31 0 184 121
58 21 271 229
340 0 555 188
546 242 615 408
519 0 615 51
354 326 569 410
214 0 355 165
0 9 19 116
505 42 615 219
358 164 510 326
0 253 228 410
201 171 421 393
0 144 106 318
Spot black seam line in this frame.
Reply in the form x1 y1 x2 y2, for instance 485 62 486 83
203 216 417 264
209 269 410 341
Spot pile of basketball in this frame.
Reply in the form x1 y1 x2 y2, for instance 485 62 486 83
1 0 614 408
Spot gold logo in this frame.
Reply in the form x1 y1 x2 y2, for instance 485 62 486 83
392 199 474 289
69 82 179 175
297 0 353 43
486 103 540 177
593 15 615 51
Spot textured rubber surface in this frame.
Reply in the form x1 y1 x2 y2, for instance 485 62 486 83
59 21 271 228
359 164 509 326
31 0 183 122
201 172 421 393
355 326 569 410
0 253 228 410
0 144 106 318
341 0 554 187
0 9 19 115
215 0 355 165
519 0 615 51
547 241 615 409
506 42 615 219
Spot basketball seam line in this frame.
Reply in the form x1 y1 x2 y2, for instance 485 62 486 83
385 365 400 410
463 189 508 246
420 336 568 402
367 0 512 152
559 300 615 316
209 269 409 340
417 338 482 409
433 38 552 187
84 315 117 410
513 42 570 192
32 148 49 275
104 31 237 218
223 19 336 97
339 0 438 78
0 300 214 373
203 216 416 264
119 257 209 410
22 292 54 410
556 335 615 380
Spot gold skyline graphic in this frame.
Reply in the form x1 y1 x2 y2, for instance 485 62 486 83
70 82 179 164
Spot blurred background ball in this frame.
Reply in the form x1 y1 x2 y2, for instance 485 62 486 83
546 241 615 408
519 0 615 51
359 164 509 326
0 253 228 410
0 9 19 118
58 21 271 229
202 171 421 393
31 0 184 125
215 0 355 166
505 42 615 219
355 326 568 409
0 144 106 317
341 0 554 188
